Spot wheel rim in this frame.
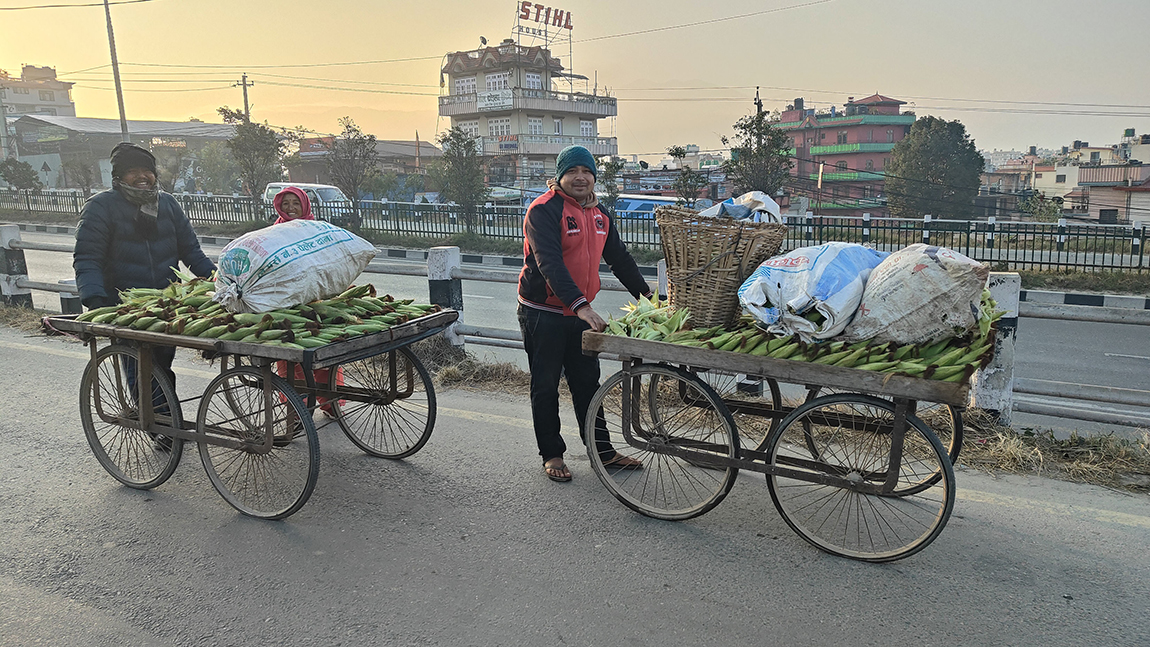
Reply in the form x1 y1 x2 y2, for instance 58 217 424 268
329 347 435 459
197 367 319 520
767 394 954 562
588 365 739 521
80 345 183 489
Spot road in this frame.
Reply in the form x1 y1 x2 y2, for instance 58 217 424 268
13 230 1150 436
0 326 1148 647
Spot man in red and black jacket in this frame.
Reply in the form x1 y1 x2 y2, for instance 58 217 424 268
518 145 652 482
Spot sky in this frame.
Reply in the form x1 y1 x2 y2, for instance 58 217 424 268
3 0 1149 160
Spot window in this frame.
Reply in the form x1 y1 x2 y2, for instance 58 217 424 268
580 120 594 137
1056 174 1066 183
485 72 509 91
1090 151 1101 163
883 157 890 168
864 159 873 171
487 117 511 137
527 160 545 179
14 87 29 94
795 137 802 148
867 129 874 142
1034 173 1043 179
836 131 848 145
527 117 543 135
836 160 847 171
39 90 55 102
819 132 826 140
458 120 479 137
525 72 542 90
886 129 894 143
454 76 476 95
553 118 563 135
36 107 57 116
862 185 873 199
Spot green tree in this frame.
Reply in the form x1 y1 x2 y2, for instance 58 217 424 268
326 117 380 225
364 171 398 201
218 106 285 198
667 146 710 208
597 156 625 215
721 112 793 195
0 159 43 190
1020 193 1062 222
195 140 241 194
430 127 489 233
885 116 985 219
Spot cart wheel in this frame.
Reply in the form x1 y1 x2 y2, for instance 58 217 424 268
652 370 782 453
765 394 955 562
803 386 962 496
587 364 739 521
328 347 436 459
79 344 184 489
196 367 319 520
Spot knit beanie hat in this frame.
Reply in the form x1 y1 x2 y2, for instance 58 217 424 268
555 145 597 181
110 142 157 179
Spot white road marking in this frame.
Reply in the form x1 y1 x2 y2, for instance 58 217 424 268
0 339 218 379
1104 353 1150 361
462 294 495 299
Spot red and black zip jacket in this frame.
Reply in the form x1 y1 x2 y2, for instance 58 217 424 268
518 186 651 315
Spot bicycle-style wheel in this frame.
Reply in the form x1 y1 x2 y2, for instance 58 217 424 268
652 370 782 453
765 393 954 562
79 344 183 489
587 364 739 521
196 367 319 520
328 347 436 459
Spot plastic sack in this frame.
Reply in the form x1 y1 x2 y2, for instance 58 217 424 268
737 242 888 341
212 219 377 313
842 244 990 345
698 190 782 224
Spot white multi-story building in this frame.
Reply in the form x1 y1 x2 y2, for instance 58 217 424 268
0 66 77 118
437 38 617 188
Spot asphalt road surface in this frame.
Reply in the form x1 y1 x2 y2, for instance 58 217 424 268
0 327 1148 647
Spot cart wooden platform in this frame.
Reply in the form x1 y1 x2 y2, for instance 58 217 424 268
47 309 458 520
582 331 969 562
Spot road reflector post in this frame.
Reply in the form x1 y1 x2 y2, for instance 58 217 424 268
970 271 1020 425
0 224 34 308
428 246 464 346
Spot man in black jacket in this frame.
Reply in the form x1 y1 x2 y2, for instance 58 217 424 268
518 145 652 482
74 143 216 427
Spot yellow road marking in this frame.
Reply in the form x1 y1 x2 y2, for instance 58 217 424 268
958 488 1150 529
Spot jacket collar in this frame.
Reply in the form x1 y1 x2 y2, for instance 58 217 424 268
547 177 599 210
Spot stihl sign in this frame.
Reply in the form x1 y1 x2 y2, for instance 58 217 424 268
518 2 573 30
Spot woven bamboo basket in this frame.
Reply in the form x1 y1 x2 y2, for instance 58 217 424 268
656 205 787 328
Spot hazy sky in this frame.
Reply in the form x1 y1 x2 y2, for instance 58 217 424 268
4 0 1148 159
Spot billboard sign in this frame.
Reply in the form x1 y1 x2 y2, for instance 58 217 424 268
477 90 513 111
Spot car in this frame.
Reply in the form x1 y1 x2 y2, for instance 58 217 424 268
262 182 355 226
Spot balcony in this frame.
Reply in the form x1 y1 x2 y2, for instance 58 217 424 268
808 142 895 155
439 88 618 118
479 134 617 157
807 171 885 182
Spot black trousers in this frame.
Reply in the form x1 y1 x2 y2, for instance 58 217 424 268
122 345 179 418
518 305 612 462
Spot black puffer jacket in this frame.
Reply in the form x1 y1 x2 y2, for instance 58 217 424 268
73 189 216 308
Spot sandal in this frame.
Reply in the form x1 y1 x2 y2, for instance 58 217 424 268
603 453 643 470
543 459 572 482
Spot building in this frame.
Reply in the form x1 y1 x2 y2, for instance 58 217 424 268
0 66 76 118
775 94 916 217
437 38 617 189
287 137 442 200
10 115 234 189
1075 164 1150 223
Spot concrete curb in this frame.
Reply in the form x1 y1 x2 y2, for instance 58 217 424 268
1019 290 1150 311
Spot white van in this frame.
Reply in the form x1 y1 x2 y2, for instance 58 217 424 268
262 182 354 224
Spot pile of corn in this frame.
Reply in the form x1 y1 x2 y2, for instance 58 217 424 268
75 272 440 350
606 292 1004 382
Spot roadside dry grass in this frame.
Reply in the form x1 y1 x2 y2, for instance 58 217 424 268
1019 270 1150 296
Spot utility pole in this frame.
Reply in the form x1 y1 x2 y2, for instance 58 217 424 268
0 86 9 159
234 74 253 123
103 0 130 142
754 86 763 152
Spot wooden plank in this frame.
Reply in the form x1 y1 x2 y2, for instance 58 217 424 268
46 317 220 351
582 332 970 406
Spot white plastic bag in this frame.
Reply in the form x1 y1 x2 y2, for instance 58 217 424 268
213 219 377 313
842 244 990 345
698 190 783 224
737 242 888 341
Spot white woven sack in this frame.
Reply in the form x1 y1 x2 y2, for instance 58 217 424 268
212 219 377 313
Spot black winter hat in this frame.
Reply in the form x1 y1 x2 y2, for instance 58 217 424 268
110 142 157 179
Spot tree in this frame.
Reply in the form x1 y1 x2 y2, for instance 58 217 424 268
0 159 43 190
364 171 398 201
667 146 709 208
1021 193 1062 222
885 116 985 219
60 158 96 192
721 112 793 196
151 145 190 192
430 127 489 232
326 117 380 226
597 156 625 215
218 106 284 198
195 141 241 194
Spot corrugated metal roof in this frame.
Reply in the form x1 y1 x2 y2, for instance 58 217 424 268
14 115 235 138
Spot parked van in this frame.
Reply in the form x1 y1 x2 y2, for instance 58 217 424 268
262 182 354 225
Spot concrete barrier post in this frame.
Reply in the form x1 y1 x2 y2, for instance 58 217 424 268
970 271 1021 425
428 246 463 346
656 259 668 301
0 224 34 308
59 279 82 314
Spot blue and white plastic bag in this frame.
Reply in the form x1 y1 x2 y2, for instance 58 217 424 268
737 242 889 341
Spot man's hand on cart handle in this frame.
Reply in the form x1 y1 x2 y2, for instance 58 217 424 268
577 306 607 333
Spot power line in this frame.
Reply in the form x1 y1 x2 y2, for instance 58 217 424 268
258 80 438 97
119 56 443 71
575 0 836 43
0 0 152 10
73 83 234 93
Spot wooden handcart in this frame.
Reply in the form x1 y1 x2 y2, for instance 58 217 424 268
47 310 458 520
582 331 969 562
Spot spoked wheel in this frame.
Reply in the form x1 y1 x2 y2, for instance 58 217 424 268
765 394 955 562
804 386 962 495
196 366 319 520
656 370 782 453
328 347 436 459
79 344 184 489
586 364 739 521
